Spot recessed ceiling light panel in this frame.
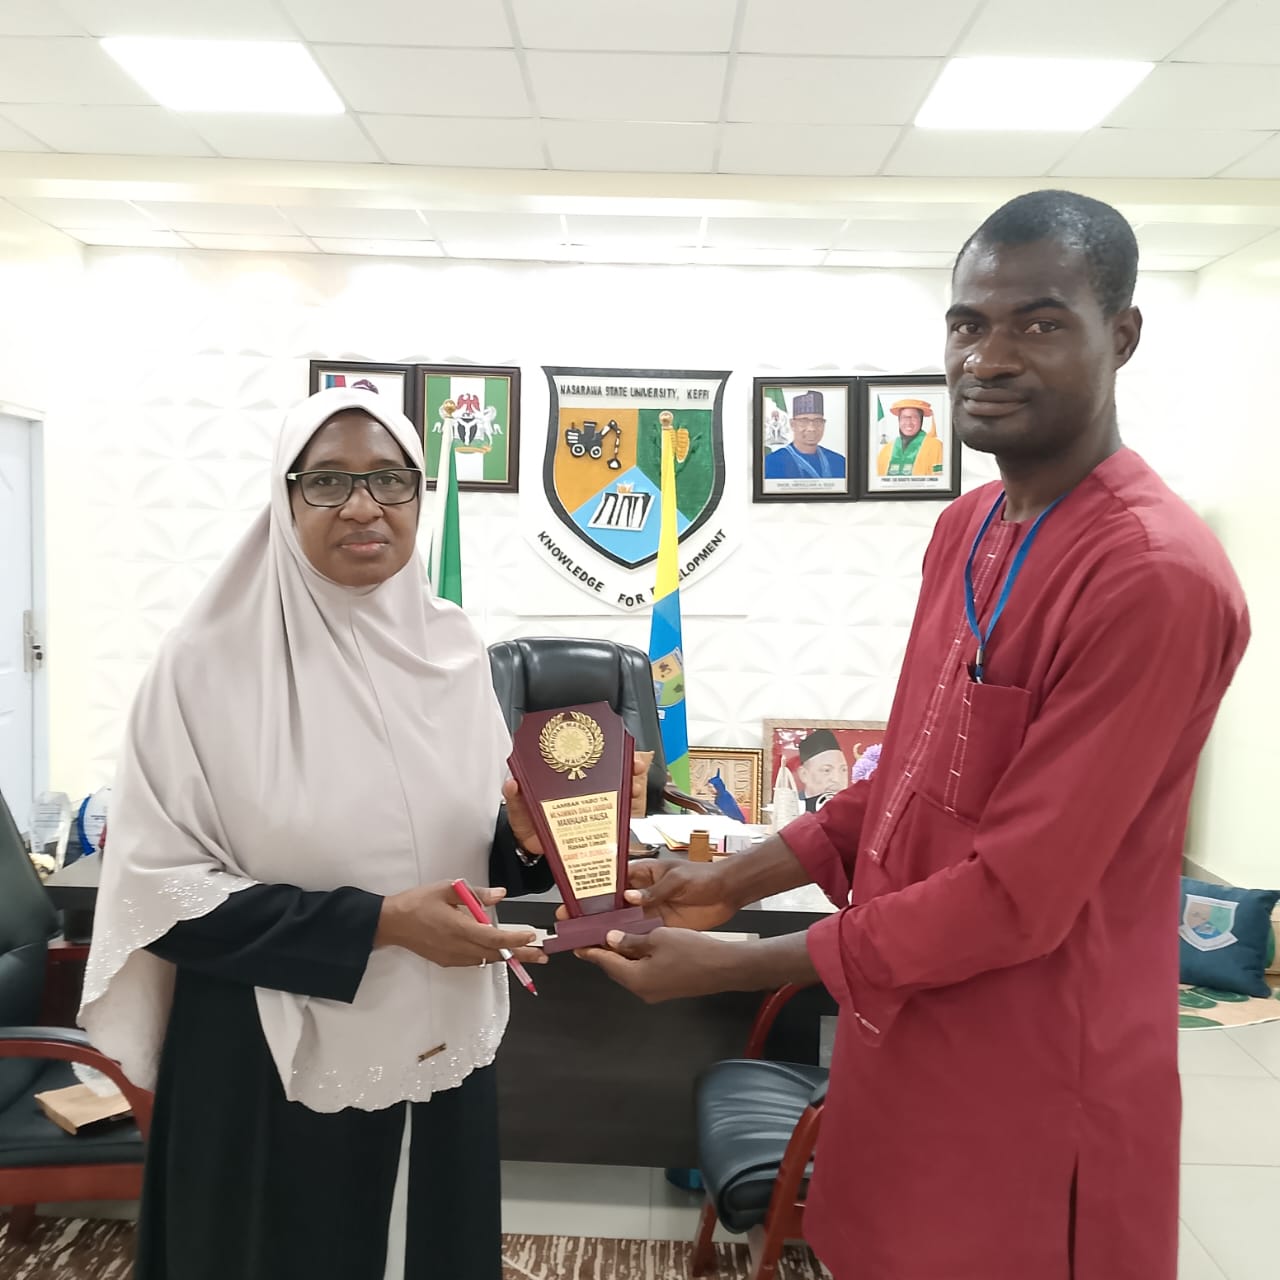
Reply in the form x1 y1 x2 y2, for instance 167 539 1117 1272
915 58 1153 132
102 38 345 115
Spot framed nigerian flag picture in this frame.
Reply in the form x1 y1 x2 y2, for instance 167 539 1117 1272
420 364 521 494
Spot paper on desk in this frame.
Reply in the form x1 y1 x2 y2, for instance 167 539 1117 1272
630 814 765 850
758 883 840 914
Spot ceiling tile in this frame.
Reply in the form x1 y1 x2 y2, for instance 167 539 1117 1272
1053 128 1270 178
1135 222 1274 257
314 46 529 117
526 52 725 121
836 220 979 253
57 0 295 38
884 129 1075 177
3 104 213 156
311 238 444 257
718 123 899 175
704 217 844 250
512 0 736 51
544 120 715 172
0 112 48 150
188 113 379 161
1105 65 1280 131
740 0 982 57
959 0 1222 59
426 210 562 247
285 208 432 239
182 233 318 253
826 250 957 268
12 196 159 230
65 228 190 247
360 115 544 168
135 202 294 234
1220 134 1280 178
281 0 512 46
0 36 151 103
727 56 939 124
0 1 84 35
1175 0 1280 65
563 215 702 246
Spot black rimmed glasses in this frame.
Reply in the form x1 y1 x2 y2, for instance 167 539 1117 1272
286 468 422 508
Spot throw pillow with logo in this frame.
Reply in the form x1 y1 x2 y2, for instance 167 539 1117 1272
1179 877 1280 998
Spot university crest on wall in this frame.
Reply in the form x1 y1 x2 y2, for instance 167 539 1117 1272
525 367 736 611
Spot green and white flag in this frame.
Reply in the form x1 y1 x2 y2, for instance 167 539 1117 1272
423 372 512 486
428 430 462 606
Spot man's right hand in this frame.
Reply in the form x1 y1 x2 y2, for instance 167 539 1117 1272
622 859 739 932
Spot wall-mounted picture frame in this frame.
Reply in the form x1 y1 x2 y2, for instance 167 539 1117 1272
420 364 521 493
688 747 764 824
763 719 888 812
753 376 856 503
856 374 960 501
308 360 415 422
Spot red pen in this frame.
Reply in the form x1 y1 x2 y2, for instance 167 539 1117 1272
451 879 538 996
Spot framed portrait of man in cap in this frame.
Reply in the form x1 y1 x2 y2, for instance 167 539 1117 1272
857 374 960 501
763 719 887 811
753 377 855 502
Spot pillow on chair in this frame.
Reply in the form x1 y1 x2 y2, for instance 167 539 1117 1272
1179 877 1280 998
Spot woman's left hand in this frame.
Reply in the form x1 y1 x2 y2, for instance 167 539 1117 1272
503 749 653 856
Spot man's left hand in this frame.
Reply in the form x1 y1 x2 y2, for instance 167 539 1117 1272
576 927 739 1003
503 749 652 856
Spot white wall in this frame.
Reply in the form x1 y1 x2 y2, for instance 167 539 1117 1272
42 246 1200 798
0 203 82 416
1184 241 1280 889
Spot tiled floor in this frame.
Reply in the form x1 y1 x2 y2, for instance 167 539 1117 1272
26 1021 1280 1277
499 1021 1280 1274
1177 1019 1280 1280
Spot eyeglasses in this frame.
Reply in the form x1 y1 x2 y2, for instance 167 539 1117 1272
286 468 422 508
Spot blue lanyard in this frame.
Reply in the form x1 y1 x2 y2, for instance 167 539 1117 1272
963 490 1066 683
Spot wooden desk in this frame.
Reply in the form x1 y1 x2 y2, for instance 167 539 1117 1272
499 892 836 1167
42 856 838 1168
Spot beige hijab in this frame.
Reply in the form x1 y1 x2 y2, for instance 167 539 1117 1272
80 386 510 1112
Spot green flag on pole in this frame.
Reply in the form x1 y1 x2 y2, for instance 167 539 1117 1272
428 430 462 606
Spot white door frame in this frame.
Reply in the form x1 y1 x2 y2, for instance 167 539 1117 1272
1 401 49 799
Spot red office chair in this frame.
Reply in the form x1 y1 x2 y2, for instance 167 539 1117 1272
0 788 150 1241
691 984 827 1280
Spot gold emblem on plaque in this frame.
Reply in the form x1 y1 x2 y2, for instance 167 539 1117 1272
539 711 605 780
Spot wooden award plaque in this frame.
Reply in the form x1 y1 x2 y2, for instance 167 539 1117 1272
508 701 661 954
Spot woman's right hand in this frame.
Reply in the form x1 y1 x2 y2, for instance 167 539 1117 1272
376 882 547 969
621 859 739 933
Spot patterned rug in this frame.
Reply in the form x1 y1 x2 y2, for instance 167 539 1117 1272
1179 980 1280 1029
0 1214 830 1279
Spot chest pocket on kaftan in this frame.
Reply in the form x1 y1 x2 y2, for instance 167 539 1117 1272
916 679 1033 826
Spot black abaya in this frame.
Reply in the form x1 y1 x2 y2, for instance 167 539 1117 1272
133 814 551 1280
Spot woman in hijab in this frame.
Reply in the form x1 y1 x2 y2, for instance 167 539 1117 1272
79 386 603 1280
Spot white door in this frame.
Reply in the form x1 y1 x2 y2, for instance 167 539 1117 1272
0 414 36 833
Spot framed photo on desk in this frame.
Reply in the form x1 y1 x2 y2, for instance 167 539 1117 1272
688 747 764 823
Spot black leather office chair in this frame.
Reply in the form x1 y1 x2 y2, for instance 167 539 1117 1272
488 636 716 816
0 789 150 1242
691 985 827 1280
